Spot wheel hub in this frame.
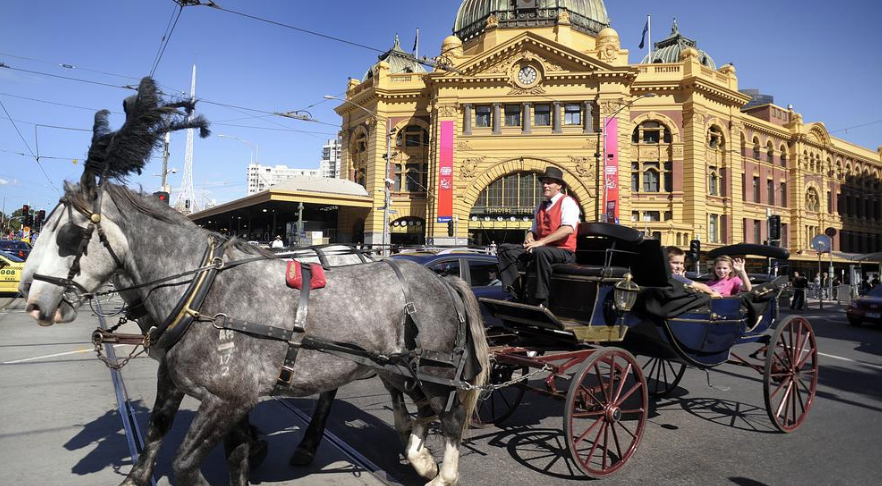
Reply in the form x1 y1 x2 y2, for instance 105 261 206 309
605 406 622 423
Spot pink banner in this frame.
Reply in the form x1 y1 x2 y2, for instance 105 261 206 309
437 121 454 222
603 116 619 224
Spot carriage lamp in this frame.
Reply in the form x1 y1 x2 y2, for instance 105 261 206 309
613 273 639 311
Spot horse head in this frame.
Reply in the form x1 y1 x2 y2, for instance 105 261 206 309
20 185 130 325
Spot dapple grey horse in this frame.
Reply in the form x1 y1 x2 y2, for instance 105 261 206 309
19 77 489 486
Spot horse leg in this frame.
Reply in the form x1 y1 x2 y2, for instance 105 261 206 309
223 417 252 486
290 388 338 466
119 361 184 486
426 392 469 486
402 395 440 481
171 397 254 486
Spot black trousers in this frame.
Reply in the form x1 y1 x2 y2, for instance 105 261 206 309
497 243 575 304
790 289 806 310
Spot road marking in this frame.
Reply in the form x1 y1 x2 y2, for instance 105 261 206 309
1 344 129 364
818 352 882 371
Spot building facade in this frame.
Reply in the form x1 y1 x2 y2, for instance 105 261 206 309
332 0 882 260
319 138 343 178
246 163 320 195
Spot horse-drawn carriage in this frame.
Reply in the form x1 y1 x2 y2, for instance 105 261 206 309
478 222 818 477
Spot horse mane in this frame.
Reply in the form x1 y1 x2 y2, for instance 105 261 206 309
62 182 273 257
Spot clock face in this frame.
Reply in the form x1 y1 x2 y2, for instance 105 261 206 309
517 65 538 86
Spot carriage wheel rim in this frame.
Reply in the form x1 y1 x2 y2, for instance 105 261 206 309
763 316 818 433
564 348 648 477
640 356 686 397
472 364 527 428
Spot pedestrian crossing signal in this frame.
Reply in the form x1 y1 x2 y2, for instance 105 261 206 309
153 191 170 204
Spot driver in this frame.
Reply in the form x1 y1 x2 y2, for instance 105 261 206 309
497 167 578 307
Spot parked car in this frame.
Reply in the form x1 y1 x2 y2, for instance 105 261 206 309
0 250 25 294
391 250 509 327
847 285 882 326
0 240 31 260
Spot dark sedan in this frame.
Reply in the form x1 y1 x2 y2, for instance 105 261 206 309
391 250 509 327
0 240 31 260
847 285 882 326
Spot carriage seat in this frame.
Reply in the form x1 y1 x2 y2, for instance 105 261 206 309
552 264 630 279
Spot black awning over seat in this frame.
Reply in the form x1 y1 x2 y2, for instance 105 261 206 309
552 264 629 278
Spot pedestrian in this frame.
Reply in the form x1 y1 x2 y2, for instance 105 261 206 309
790 271 808 310
270 235 284 249
489 240 497 255
821 272 830 299
496 166 578 307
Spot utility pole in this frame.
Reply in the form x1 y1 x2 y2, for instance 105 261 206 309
161 132 171 193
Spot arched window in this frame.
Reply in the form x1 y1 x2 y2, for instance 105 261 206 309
631 121 672 144
708 126 724 149
780 145 788 167
471 170 575 218
392 125 429 193
643 162 660 192
350 131 369 188
767 142 774 163
708 166 719 196
806 188 820 212
752 137 761 159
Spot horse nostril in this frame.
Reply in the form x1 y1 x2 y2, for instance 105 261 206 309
26 303 39 313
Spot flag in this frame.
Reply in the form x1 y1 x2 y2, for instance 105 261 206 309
412 28 419 55
638 19 649 49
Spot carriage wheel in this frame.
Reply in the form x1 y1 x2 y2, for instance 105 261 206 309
763 316 818 433
564 348 648 477
638 356 686 398
471 362 527 428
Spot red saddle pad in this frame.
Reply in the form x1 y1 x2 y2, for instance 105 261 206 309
286 261 327 290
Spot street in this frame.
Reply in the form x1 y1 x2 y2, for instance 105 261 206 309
1 294 880 485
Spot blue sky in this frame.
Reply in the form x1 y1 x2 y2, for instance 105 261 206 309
2 0 880 216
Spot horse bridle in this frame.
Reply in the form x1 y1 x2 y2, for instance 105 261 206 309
32 188 125 307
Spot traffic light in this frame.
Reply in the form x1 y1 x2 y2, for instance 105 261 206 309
689 239 701 261
447 220 454 237
35 209 46 230
153 191 170 204
768 215 781 241
22 205 31 226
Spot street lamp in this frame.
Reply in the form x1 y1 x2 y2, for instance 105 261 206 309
153 167 177 193
597 93 656 223
218 134 259 164
324 95 396 256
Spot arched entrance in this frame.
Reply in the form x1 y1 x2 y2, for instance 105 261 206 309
469 170 581 245
391 216 425 245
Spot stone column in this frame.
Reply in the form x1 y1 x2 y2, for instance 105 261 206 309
522 102 532 134
552 101 562 134
583 101 594 134
462 103 472 135
492 103 501 135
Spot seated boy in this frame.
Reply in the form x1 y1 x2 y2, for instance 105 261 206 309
666 247 722 298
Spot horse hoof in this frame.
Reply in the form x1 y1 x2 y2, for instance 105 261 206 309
249 439 269 470
289 448 316 466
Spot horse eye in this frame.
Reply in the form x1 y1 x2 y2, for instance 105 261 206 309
57 223 90 257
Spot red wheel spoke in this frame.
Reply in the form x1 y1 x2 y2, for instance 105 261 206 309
775 381 794 421
610 422 624 460
618 407 645 416
769 375 790 400
601 420 610 471
616 420 637 440
573 413 604 446
572 410 606 418
617 381 644 405
612 363 632 403
593 362 611 404
583 420 608 466
791 325 804 369
795 343 815 370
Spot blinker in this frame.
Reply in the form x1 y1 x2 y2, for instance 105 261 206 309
57 223 91 257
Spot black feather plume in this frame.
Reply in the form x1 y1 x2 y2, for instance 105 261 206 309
82 77 210 183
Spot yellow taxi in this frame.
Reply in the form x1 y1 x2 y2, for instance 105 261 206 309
0 250 24 294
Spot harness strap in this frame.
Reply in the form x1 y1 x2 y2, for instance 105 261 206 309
311 247 331 270
273 265 312 394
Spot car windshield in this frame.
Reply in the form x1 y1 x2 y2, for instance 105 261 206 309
0 241 28 250
0 250 24 263
868 285 882 298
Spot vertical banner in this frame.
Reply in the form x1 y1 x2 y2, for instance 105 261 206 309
604 116 620 223
437 120 454 222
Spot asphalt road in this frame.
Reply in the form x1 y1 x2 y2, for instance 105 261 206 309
2 293 880 486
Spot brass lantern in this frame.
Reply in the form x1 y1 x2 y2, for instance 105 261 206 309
614 273 640 311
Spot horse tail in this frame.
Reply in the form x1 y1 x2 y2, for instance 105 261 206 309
445 276 490 435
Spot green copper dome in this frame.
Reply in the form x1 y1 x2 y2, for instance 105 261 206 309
640 19 716 69
363 34 427 82
454 0 610 41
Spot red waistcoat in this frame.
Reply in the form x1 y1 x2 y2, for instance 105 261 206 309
536 195 577 252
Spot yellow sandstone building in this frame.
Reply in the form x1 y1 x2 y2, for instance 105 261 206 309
332 0 881 263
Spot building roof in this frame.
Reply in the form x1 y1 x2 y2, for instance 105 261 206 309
640 18 717 70
270 175 369 197
453 0 609 41
363 35 427 82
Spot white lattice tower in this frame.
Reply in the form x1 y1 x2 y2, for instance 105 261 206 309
174 63 198 214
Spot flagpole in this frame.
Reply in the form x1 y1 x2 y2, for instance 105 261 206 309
647 15 652 59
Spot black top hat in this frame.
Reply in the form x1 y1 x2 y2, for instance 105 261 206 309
539 166 566 185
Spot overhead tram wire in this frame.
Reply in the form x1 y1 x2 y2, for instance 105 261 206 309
149 2 186 77
0 99 60 193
